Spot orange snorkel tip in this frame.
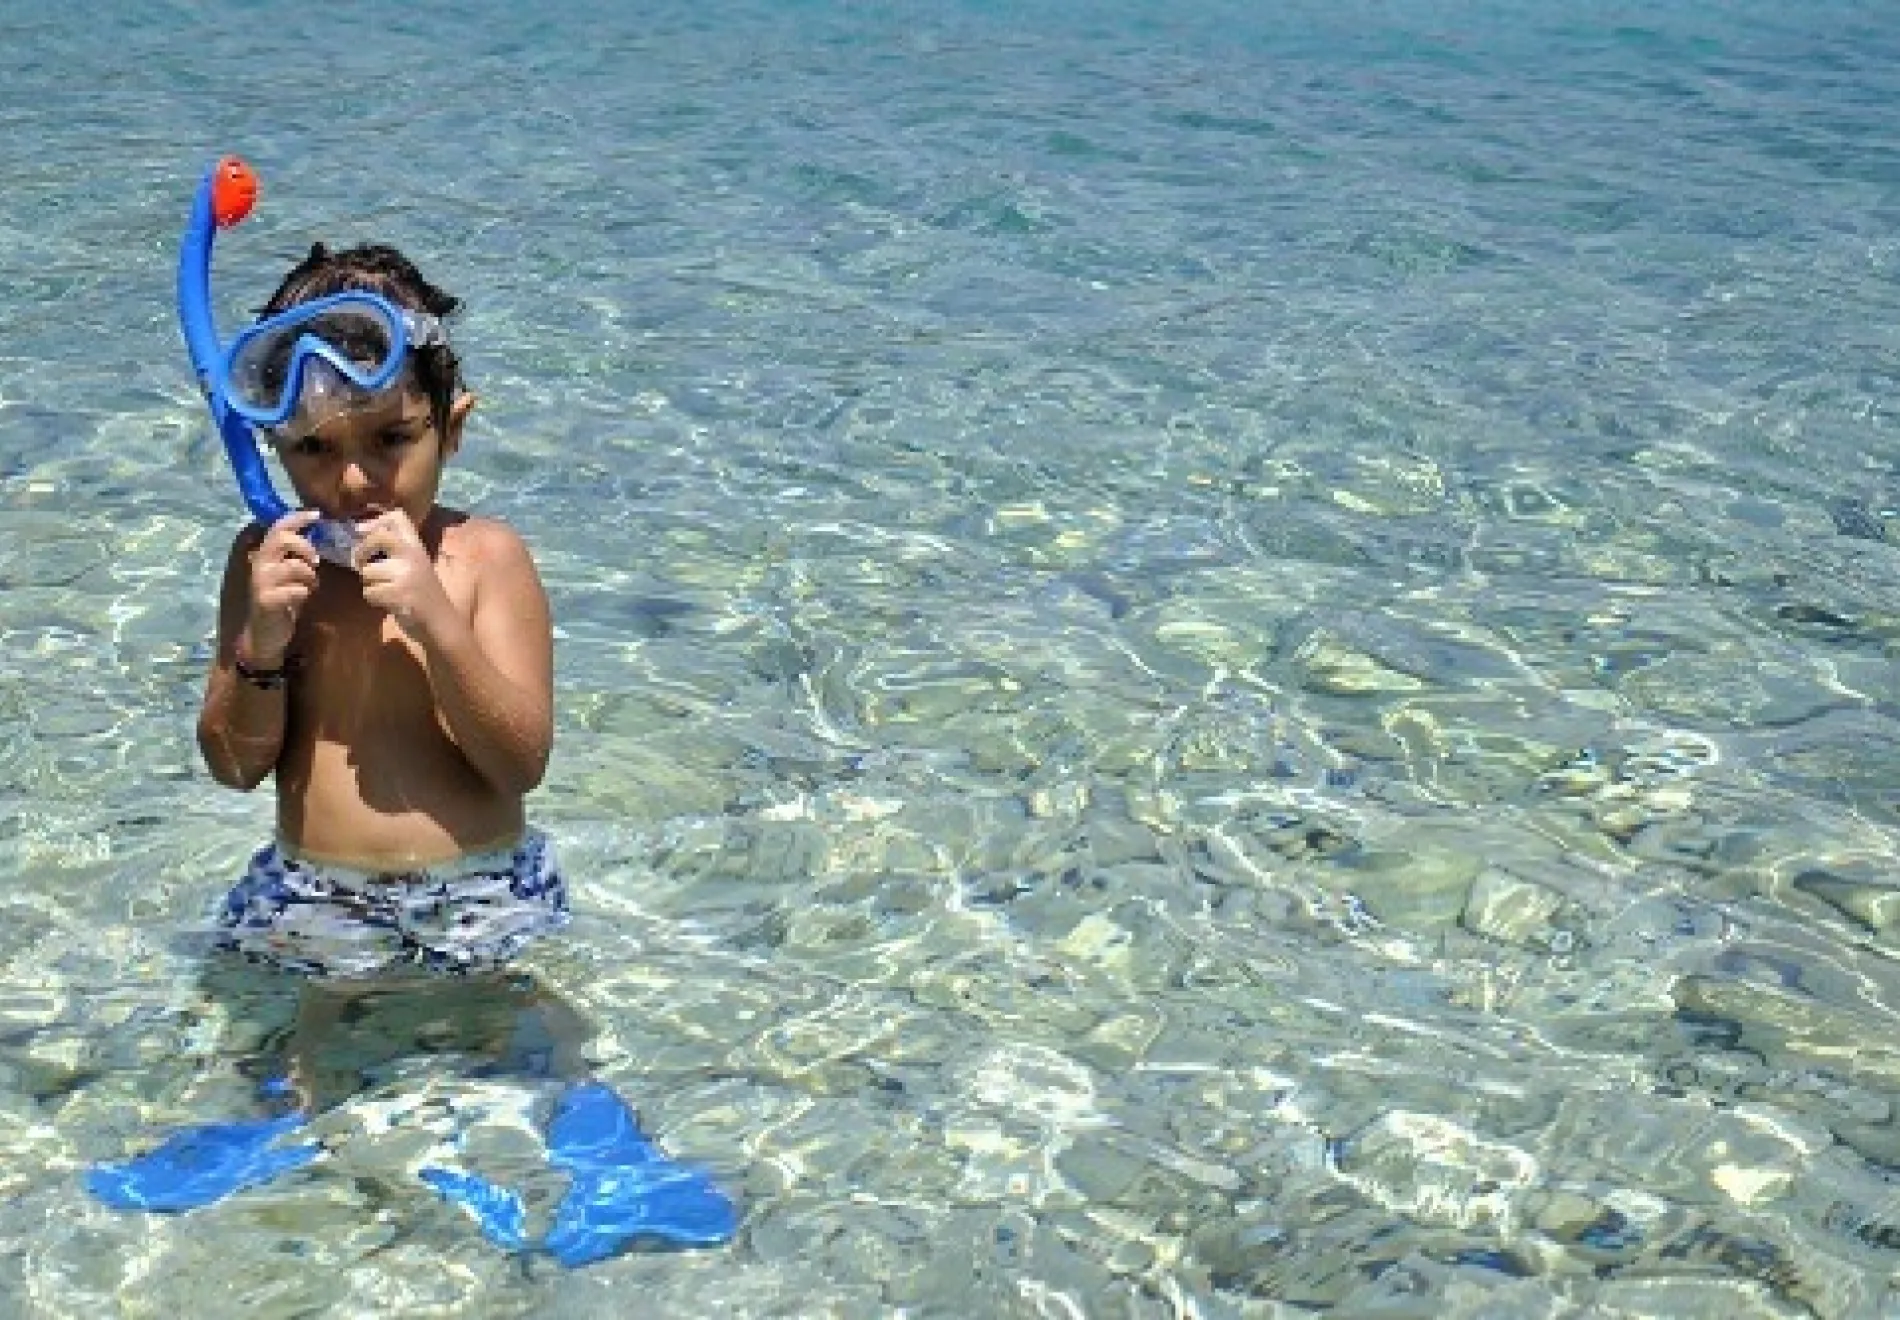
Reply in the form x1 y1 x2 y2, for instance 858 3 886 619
210 156 259 228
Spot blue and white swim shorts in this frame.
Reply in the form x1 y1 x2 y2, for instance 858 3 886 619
217 829 570 978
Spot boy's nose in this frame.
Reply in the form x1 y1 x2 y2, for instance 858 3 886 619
339 460 382 501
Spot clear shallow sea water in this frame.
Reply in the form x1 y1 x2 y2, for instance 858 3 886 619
5 0 1900 1314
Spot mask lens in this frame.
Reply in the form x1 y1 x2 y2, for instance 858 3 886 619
284 357 412 435
305 309 395 367
222 296 409 425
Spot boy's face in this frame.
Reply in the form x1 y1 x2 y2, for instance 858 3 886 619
270 383 472 530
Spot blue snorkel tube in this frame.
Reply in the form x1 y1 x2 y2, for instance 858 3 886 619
179 157 359 565
178 157 291 527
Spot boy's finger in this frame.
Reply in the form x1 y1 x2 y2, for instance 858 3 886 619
351 525 405 572
273 508 323 535
355 554 397 587
285 535 321 566
261 539 319 570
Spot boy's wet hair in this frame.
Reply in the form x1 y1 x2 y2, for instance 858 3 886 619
259 243 464 436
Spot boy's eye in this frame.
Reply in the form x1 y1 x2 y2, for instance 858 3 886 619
286 435 328 458
381 429 419 449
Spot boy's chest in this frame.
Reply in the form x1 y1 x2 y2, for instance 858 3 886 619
294 563 476 672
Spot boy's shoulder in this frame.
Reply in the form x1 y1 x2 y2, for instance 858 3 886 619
437 507 526 551
435 509 542 580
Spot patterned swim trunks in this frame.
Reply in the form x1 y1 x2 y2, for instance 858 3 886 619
217 829 570 978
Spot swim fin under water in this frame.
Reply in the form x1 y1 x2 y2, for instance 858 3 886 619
87 1080 736 1267
84 1111 321 1213
420 1082 738 1265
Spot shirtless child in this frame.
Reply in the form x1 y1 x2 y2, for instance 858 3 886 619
199 243 568 987
90 237 735 1259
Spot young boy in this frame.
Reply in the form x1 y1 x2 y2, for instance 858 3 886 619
199 243 567 982
89 242 735 1260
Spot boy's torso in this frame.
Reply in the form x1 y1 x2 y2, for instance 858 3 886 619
273 510 525 869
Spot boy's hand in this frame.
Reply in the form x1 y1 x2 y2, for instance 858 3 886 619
353 510 455 641
242 508 322 665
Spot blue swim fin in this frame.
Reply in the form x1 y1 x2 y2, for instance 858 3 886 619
416 1166 529 1251
540 1082 738 1265
86 1112 320 1212
417 1083 737 1265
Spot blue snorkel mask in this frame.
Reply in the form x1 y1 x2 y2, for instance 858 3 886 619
178 158 441 567
219 293 447 431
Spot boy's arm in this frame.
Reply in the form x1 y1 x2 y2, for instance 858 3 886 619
197 527 290 791
413 523 555 798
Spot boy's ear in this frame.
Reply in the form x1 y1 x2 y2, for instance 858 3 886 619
442 391 476 458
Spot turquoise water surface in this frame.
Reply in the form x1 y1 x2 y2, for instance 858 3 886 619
5 1 1900 1315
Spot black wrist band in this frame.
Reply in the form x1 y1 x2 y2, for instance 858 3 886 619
234 654 291 690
